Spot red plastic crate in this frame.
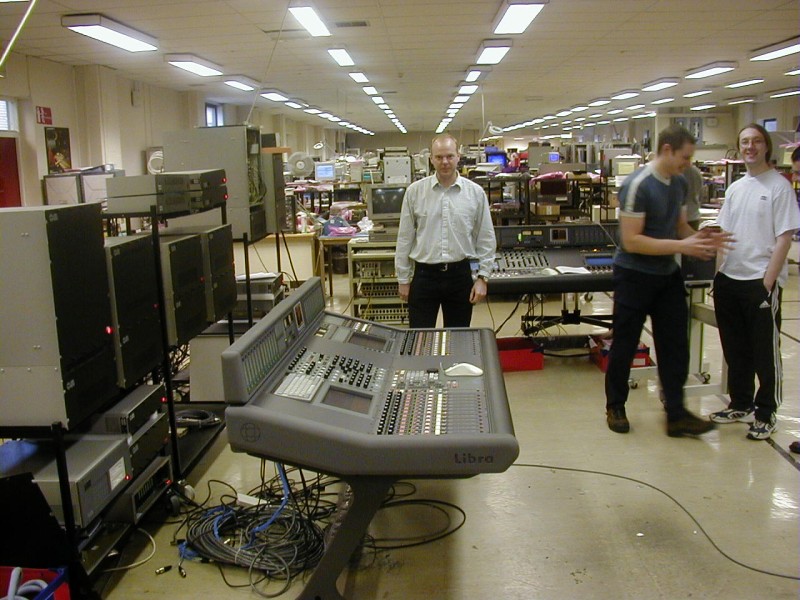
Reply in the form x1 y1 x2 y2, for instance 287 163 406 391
0 567 70 600
497 337 544 372
589 335 651 373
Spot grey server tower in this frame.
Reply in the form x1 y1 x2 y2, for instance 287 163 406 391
162 126 267 240
0 204 117 429
261 133 288 233
105 235 164 389
159 234 207 346
162 224 236 322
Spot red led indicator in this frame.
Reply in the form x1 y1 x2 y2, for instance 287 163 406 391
224 193 229 200
222 177 227 183
166 479 173 486
160 396 168 403
125 474 132 481
105 326 114 335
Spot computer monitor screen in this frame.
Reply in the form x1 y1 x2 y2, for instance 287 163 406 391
486 153 508 167
539 178 569 197
314 161 336 182
612 157 639 176
366 184 408 223
548 152 561 163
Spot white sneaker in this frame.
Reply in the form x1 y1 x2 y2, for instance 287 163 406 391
709 408 755 424
747 417 777 440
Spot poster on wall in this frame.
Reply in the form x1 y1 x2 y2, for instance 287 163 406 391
44 127 72 173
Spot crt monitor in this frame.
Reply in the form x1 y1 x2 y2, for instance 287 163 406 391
314 161 336 182
486 153 508 168
611 156 640 176
365 184 408 223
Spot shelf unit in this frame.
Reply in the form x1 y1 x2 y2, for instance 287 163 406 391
347 238 408 325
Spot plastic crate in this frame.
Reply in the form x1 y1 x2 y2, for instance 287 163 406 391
0 567 70 600
589 335 651 373
497 337 544 372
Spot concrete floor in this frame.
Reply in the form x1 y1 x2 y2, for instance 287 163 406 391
102 254 800 600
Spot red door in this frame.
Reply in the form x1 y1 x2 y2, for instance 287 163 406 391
0 137 22 207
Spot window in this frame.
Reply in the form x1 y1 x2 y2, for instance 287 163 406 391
0 98 18 132
205 103 224 127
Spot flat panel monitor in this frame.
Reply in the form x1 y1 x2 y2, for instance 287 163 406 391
548 152 561 163
486 153 508 168
314 161 336 182
365 184 408 223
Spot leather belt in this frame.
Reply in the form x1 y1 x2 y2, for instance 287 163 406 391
415 258 470 273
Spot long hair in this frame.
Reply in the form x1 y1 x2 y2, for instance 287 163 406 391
737 123 773 162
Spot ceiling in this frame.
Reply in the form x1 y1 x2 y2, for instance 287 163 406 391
1 0 798 134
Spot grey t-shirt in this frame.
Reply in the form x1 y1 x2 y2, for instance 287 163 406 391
614 163 685 275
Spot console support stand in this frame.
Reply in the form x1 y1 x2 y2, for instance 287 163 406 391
296 476 395 600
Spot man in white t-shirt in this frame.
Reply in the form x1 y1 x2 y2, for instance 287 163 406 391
709 123 800 440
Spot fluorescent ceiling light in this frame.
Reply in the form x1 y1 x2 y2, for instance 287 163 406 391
62 14 157 52
727 97 755 105
785 68 800 76
449 103 464 109
378 104 389 109
750 37 800 61
338 121 349 126
328 115 341 122
304 106 322 114
371 96 385 104
453 95 470 103
583 122 596 127
465 65 491 82
587 113 602 118
683 90 712 98
349 72 369 83
363 86 378 95
543 115 556 120
611 90 639 100
288 6 330 37
570 105 588 112
632 113 654 119
224 79 256 91
573 117 585 122
690 104 716 111
685 61 737 79
613 117 629 122
641 78 678 92
556 110 571 116
725 78 764 88
769 88 800 98
459 84 479 95
493 2 546 35
285 99 306 109
328 48 354 66
626 104 645 110
651 97 674 105
531 118 545 124
606 109 623 115
476 39 512 65
165 54 222 77
318 112 331 119
261 89 289 102
588 98 610 106
597 120 610 125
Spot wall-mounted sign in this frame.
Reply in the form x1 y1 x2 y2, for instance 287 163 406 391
35 106 52 125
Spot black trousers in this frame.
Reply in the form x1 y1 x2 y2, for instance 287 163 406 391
605 266 689 420
408 260 474 328
713 272 783 422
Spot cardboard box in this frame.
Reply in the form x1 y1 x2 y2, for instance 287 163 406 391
535 203 560 216
497 337 544 372
589 335 651 373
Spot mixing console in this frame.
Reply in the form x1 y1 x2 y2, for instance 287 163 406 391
489 223 618 294
222 277 518 600
223 278 518 477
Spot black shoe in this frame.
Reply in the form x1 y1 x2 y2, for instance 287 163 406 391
607 408 630 433
667 412 716 437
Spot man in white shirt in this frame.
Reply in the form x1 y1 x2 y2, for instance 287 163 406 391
709 123 800 440
395 134 496 327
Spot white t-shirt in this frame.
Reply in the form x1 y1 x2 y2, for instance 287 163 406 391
718 168 800 286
